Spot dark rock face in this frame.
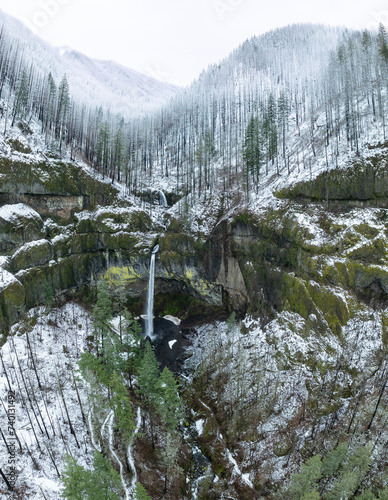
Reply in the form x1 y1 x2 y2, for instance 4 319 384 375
278 152 388 207
3 152 388 337
0 157 119 221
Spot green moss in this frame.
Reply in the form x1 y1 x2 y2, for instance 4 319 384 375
10 240 53 273
307 281 348 335
353 223 379 239
274 438 293 457
346 238 387 264
104 265 142 286
0 157 119 209
0 280 25 326
7 138 32 154
279 152 388 206
282 274 314 320
281 273 349 336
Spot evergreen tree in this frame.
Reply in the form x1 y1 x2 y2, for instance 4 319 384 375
133 482 152 500
289 455 322 498
321 442 348 477
78 351 108 385
118 310 143 390
56 74 70 141
97 121 111 177
157 367 182 432
88 451 122 500
12 68 30 126
137 341 159 402
243 115 263 192
137 341 159 447
61 454 91 500
377 24 388 63
108 371 135 441
93 279 113 355
61 452 121 500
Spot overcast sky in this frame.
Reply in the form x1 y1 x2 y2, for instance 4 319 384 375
0 0 387 86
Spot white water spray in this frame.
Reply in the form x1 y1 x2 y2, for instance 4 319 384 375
159 190 168 207
146 244 159 339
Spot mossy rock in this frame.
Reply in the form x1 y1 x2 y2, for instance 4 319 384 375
0 204 44 253
273 438 293 457
10 240 53 273
282 273 349 336
0 280 25 328
76 208 152 234
346 238 387 264
0 157 119 209
278 154 388 206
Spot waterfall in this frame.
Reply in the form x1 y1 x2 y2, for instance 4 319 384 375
146 244 159 339
159 190 168 207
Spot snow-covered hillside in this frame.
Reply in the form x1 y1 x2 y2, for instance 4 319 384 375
0 9 180 117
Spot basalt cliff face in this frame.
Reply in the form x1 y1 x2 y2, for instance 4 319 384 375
1 150 388 336
2 150 388 497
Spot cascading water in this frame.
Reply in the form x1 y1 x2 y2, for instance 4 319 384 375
146 244 159 339
159 190 168 207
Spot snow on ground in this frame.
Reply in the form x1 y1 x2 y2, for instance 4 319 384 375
0 303 93 499
185 297 386 485
0 204 42 226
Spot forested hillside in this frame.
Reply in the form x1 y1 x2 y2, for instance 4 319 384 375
1 13 388 500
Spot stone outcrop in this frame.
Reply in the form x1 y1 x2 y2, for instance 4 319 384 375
2 152 388 339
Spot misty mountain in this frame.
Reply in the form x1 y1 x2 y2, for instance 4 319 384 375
0 8 180 117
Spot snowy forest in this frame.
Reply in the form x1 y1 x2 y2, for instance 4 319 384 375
2 24 388 199
1 11 388 500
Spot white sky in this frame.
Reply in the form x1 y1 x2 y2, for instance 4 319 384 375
0 0 387 86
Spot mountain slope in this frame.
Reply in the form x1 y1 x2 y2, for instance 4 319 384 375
0 9 180 116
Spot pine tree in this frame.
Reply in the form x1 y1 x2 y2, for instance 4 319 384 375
61 454 91 500
157 367 182 432
78 351 108 385
289 455 322 498
358 491 377 500
97 121 111 178
45 72 57 133
137 341 159 447
243 115 263 192
56 74 70 142
322 442 348 477
133 482 152 500
108 371 135 441
378 24 388 63
119 310 142 390
88 451 122 500
12 68 30 126
93 279 113 355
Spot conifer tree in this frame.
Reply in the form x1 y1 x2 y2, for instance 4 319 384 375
93 279 113 355
108 371 135 441
243 115 263 192
61 454 91 500
119 310 142 390
56 74 70 142
137 341 159 447
133 482 152 500
157 367 182 432
12 68 30 126
61 451 121 500
137 341 159 402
